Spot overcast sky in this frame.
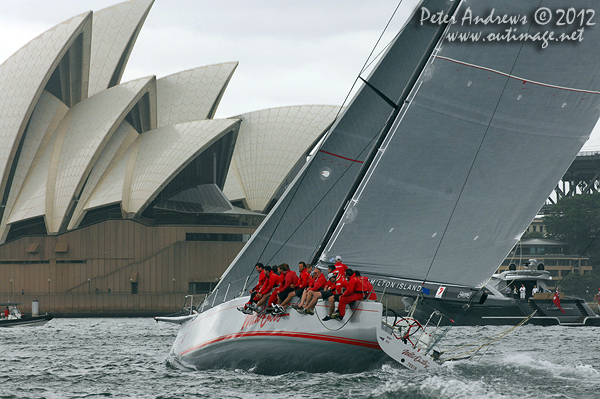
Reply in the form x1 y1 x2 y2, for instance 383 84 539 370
0 0 415 116
1 0 600 150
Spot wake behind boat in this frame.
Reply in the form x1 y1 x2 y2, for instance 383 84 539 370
158 0 600 372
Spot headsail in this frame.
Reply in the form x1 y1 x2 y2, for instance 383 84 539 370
204 0 460 308
323 0 600 287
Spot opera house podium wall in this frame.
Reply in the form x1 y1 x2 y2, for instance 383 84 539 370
0 0 343 317
0 218 255 317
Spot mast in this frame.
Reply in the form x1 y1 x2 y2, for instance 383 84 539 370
202 0 470 310
311 0 463 266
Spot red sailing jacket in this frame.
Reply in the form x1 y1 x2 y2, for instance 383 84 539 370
274 273 284 290
297 269 310 289
361 276 376 300
341 275 360 298
324 280 335 291
252 270 266 292
334 261 348 276
276 270 288 292
334 274 349 295
259 272 279 295
310 273 327 291
290 271 299 288
277 270 297 293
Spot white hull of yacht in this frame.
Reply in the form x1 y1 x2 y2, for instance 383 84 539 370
162 297 440 373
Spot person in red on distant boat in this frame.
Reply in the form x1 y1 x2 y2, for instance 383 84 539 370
295 267 327 315
553 287 566 314
3 307 8 318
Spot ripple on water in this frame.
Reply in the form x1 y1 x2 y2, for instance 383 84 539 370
1 320 599 399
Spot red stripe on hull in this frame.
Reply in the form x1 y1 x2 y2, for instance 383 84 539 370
180 330 381 355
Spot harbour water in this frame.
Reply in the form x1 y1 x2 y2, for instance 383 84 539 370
1 318 598 398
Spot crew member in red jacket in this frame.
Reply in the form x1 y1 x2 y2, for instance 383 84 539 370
259 265 282 310
238 266 272 314
361 274 376 300
293 264 314 311
333 255 348 276
270 263 297 313
295 267 327 315
278 262 309 312
322 271 349 321
301 272 338 316
332 269 364 321
250 263 265 295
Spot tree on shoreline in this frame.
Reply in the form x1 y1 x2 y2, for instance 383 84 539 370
544 193 600 270
542 193 600 298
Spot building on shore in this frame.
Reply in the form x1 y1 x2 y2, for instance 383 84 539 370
499 237 592 283
0 0 339 316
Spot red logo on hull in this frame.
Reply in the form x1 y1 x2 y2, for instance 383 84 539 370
402 349 430 369
241 313 285 330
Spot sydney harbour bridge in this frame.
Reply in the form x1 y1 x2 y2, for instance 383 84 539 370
542 151 600 212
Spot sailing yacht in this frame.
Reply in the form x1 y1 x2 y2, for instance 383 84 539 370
157 0 600 372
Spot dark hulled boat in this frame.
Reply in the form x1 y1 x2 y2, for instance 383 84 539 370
0 303 53 328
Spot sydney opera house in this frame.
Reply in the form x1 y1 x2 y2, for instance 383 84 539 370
0 0 339 315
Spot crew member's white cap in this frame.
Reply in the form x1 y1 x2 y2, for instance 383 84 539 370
335 255 342 261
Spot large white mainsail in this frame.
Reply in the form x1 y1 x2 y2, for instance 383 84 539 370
322 0 600 289
204 0 460 309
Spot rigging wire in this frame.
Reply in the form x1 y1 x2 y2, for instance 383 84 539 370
421 0 542 286
440 310 537 362
357 0 405 76
313 303 359 332
242 0 407 276
210 1 412 305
